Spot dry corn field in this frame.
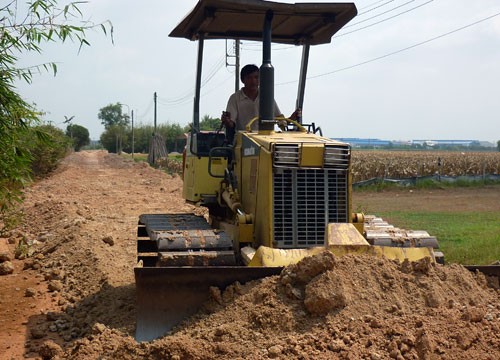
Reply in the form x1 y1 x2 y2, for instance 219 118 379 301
351 151 500 183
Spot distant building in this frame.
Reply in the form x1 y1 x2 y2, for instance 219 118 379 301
332 138 391 148
332 138 491 148
412 139 476 147
478 141 495 147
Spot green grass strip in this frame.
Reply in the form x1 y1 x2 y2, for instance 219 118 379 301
374 211 500 265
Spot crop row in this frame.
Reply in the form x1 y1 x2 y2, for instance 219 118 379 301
350 151 500 183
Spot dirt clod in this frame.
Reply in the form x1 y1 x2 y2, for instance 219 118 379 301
102 235 114 246
0 252 11 262
304 270 347 315
39 340 64 360
0 261 14 275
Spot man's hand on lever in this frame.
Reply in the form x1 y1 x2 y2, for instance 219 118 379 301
289 108 301 121
221 111 234 128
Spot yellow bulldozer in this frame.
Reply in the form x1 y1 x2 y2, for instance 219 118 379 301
134 0 497 342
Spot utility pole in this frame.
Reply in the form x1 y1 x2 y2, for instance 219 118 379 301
131 110 135 159
235 39 240 92
150 92 159 165
118 103 130 155
147 93 167 166
226 40 241 92
154 92 157 134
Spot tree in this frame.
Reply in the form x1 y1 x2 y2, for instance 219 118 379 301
0 86 37 209
161 123 185 151
0 1 111 212
27 124 72 177
97 103 129 153
497 140 500 152
200 114 221 131
1 1 112 83
99 127 119 153
100 122 186 154
99 124 128 154
98 103 130 129
66 124 90 151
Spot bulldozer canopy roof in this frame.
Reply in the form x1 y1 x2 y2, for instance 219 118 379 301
169 0 357 45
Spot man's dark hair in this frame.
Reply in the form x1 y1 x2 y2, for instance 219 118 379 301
240 64 259 82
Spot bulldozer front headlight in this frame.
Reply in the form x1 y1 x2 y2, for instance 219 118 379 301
324 144 350 169
273 143 300 167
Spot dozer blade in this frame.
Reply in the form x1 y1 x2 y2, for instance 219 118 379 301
464 265 500 278
134 266 282 342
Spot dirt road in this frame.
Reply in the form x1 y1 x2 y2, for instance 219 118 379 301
0 150 498 359
0 151 194 359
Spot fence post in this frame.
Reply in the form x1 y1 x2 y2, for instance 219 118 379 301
437 157 441 182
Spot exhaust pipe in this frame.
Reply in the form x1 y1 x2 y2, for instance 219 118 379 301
259 10 274 131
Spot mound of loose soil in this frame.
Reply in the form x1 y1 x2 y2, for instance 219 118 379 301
0 151 498 360
64 252 500 360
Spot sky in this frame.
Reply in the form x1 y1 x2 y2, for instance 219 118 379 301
13 0 500 142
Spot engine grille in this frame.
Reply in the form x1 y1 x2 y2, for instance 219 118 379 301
273 168 349 248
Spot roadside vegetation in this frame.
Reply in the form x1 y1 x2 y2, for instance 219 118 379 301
0 0 111 219
351 150 500 183
354 177 500 192
98 112 220 154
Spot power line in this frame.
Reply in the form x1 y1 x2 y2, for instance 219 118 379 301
241 40 297 51
358 0 397 15
201 56 225 87
241 1 433 51
345 0 421 28
157 55 226 106
359 0 393 11
241 43 296 51
157 72 234 111
157 92 193 107
278 11 500 85
137 100 153 120
201 73 234 97
337 0 434 36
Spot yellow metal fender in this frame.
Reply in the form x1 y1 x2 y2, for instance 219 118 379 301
248 246 325 267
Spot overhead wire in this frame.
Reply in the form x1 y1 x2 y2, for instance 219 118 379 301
157 55 226 107
201 56 226 87
241 43 296 51
358 0 392 11
277 10 500 85
201 73 234 97
138 103 153 118
336 0 434 37
154 0 437 111
357 0 397 15
344 0 421 28
241 1 434 50
136 100 154 122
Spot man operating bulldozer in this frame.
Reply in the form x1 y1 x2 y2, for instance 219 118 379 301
221 64 301 141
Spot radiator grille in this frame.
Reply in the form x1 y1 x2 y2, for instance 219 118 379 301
273 168 349 248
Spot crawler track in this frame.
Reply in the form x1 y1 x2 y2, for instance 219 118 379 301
137 213 235 267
